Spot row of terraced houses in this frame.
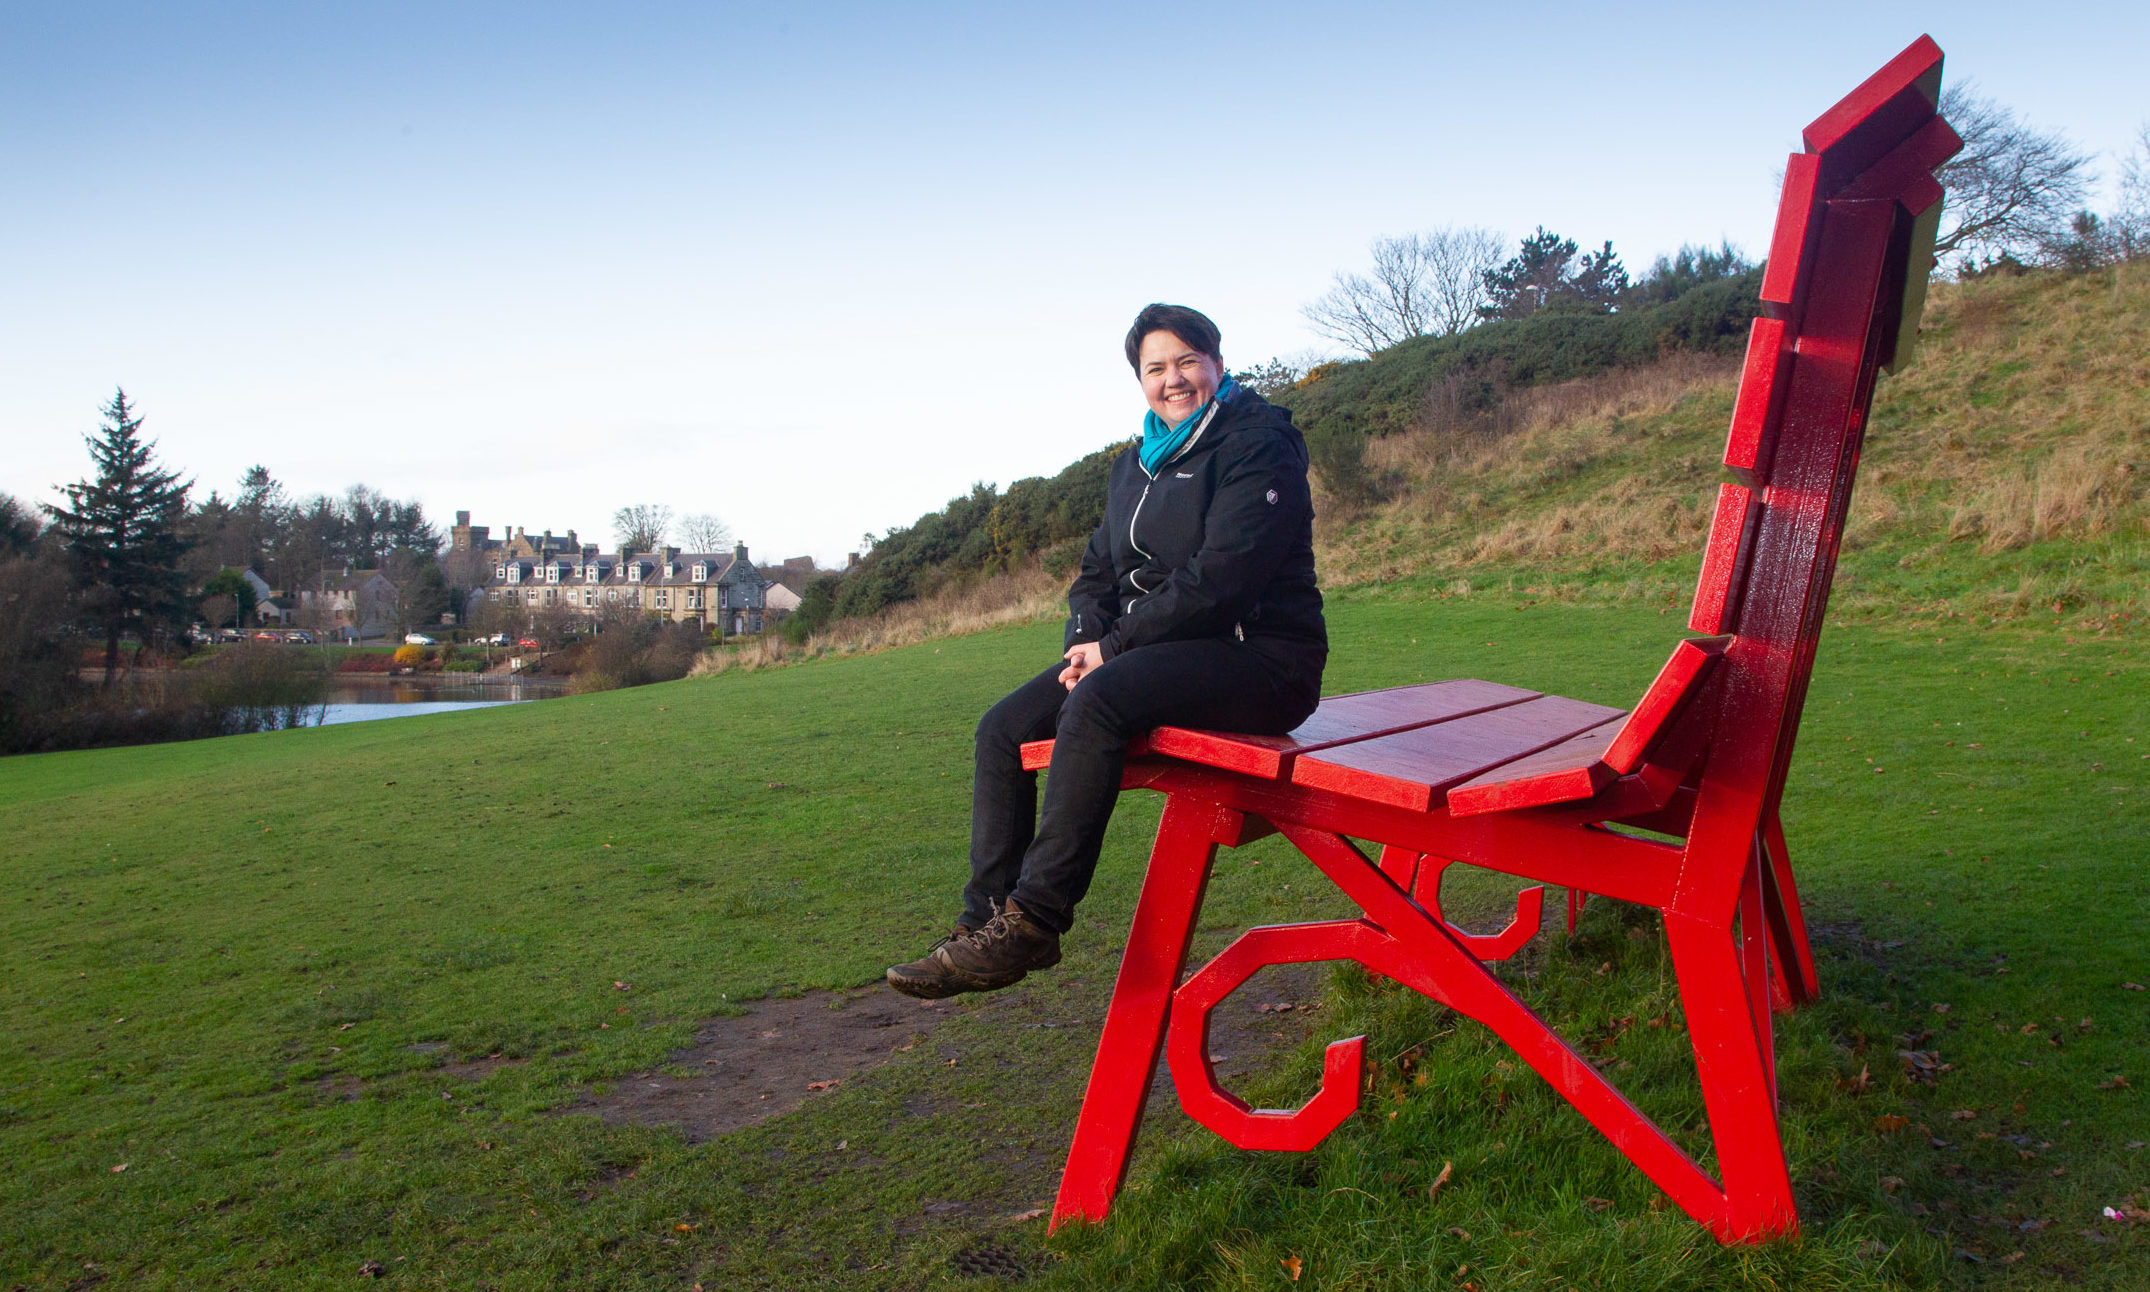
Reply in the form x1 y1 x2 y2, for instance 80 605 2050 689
455 512 796 635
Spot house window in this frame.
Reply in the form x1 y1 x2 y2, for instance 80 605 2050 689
583 589 594 606
495 565 505 579
546 566 558 583
544 589 557 604
627 589 641 607
628 564 642 582
687 589 701 609
655 589 669 609
525 590 540 604
692 564 706 582
607 588 618 602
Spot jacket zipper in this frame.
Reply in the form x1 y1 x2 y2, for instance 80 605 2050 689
1125 480 1155 612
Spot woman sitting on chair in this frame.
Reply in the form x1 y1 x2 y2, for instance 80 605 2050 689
887 304 1328 999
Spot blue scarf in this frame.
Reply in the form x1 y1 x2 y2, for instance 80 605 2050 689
1139 376 1236 476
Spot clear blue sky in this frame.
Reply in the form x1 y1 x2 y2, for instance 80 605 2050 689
4 1 2144 565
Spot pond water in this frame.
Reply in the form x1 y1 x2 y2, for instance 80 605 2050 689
315 674 568 726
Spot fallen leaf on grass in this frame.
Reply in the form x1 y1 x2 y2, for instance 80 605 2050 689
675 1223 698 1232
1951 1109 1978 1121
1880 1176 1905 1193
2000 1251 2025 1265
2098 1075 2130 1090
359 1261 386 1278
1010 1208 1046 1223
612 981 630 991
111 1163 128 1173
1584 1197 1614 1212
1446 1226 1470 1240
806 1079 839 1092
1428 1161 1454 1199
2124 983 2145 992
1281 1254 1302 1281
1875 1114 1909 1133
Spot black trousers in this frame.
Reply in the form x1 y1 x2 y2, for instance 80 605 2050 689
964 637 1323 934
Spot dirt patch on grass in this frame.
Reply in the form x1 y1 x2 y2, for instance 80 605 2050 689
565 961 1331 1145
561 987 967 1141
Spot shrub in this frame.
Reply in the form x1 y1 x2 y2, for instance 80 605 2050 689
392 644 425 668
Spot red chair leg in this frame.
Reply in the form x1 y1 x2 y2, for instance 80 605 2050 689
1758 813 1819 1005
1664 909 1799 1241
1049 793 1222 1231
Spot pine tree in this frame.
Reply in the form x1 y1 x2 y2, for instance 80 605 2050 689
43 389 195 686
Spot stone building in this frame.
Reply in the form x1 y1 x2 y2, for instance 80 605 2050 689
475 541 771 634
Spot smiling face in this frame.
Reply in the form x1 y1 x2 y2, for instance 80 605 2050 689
1137 329 1224 424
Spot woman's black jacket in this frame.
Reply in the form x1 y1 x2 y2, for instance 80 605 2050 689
1063 384 1326 684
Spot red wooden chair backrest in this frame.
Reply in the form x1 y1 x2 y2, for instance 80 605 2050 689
1663 37 1958 914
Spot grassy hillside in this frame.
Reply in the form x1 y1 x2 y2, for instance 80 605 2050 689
1311 264 2150 628
2 594 2146 1289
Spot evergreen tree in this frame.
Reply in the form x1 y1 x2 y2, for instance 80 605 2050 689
1480 228 1628 320
43 389 195 686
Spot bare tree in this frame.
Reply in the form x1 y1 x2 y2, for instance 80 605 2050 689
2113 122 2150 261
1934 84 2095 267
1302 228 1505 357
679 512 732 552
612 504 672 554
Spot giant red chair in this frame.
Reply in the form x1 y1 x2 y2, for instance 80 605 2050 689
1031 37 1961 1242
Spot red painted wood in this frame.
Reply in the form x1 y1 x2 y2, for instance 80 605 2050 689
1802 35 1944 195
1607 637 1730 773
1147 679 1540 779
1026 734 1151 772
1049 39 1957 1246
1759 152 1823 320
1445 717 1622 817
1166 920 1372 1151
1724 317 1794 487
1019 681 1537 775
1690 484 1760 636
1290 695 1627 811
1049 796 1222 1230
1410 855 1546 960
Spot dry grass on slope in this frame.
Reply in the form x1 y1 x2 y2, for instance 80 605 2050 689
1314 263 2150 623
1314 351 1742 589
691 563 1063 676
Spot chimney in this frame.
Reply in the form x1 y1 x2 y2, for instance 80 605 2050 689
846 552 859 569
733 542 748 563
455 510 470 527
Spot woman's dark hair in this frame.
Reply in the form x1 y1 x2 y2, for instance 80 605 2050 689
1124 304 1222 372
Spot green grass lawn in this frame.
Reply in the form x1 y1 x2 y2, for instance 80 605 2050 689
2 594 2145 1289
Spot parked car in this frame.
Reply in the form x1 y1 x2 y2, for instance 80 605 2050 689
216 628 245 643
516 637 542 650
484 632 510 646
285 631 315 645
403 633 437 646
253 631 282 642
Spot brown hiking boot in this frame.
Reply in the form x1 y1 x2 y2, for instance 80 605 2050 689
886 900 1061 999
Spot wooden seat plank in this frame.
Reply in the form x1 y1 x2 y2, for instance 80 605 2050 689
1445 716 1626 817
1447 637 1728 817
1147 679 1539 778
1019 679 1539 776
1289 695 1628 812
